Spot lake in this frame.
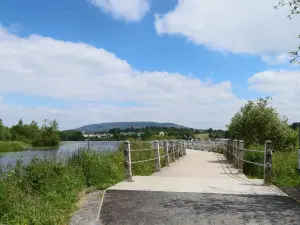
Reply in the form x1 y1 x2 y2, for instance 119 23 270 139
0 141 121 170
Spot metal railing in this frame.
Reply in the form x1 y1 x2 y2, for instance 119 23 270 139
217 139 273 186
124 140 187 182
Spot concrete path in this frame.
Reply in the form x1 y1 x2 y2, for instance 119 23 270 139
100 150 299 225
109 150 285 196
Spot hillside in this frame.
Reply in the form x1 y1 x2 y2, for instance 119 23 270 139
75 122 185 132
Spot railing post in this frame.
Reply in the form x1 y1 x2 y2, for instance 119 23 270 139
180 140 183 157
170 140 175 162
226 139 230 159
264 140 273 186
233 139 238 166
124 140 133 182
175 140 179 159
183 140 186 155
238 140 244 173
154 140 161 172
163 140 170 166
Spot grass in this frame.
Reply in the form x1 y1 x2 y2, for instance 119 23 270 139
144 135 177 141
241 144 300 187
195 133 209 139
0 141 27 153
0 140 167 224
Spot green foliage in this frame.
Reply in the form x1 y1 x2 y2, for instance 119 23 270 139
241 144 300 187
272 149 300 187
31 120 60 147
59 130 85 141
0 159 85 225
228 98 297 151
68 150 124 189
243 144 264 178
0 141 26 152
0 140 168 224
0 119 60 149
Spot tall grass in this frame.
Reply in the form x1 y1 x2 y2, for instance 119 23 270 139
0 140 168 224
242 144 300 187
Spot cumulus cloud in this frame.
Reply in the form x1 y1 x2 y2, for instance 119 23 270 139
0 26 243 129
248 70 300 123
154 0 299 60
88 0 150 22
261 54 291 65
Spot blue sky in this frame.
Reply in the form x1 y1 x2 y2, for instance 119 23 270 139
0 0 299 129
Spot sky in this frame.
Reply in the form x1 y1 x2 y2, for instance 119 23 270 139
0 0 299 130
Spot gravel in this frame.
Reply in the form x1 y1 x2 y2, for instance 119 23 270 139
100 190 300 225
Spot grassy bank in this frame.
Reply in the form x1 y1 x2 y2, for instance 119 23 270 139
0 140 165 224
0 141 28 153
242 144 300 187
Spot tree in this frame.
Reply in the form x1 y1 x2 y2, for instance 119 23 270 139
228 98 297 151
0 119 5 140
275 0 300 63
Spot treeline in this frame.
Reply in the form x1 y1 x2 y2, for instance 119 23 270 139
106 126 199 140
0 119 60 147
59 130 85 141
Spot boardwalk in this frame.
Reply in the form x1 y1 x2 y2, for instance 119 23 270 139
100 150 300 225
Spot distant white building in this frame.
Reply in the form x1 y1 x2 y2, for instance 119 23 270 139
159 131 166 136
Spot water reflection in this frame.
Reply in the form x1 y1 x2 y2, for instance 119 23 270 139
0 141 120 170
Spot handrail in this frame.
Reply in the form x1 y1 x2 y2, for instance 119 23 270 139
124 139 187 182
241 159 264 167
131 157 158 164
216 139 273 186
243 148 264 153
130 148 155 152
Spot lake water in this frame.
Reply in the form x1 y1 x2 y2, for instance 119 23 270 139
0 141 121 170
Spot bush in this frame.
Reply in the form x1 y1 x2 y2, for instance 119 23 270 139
0 141 25 152
241 144 300 187
243 144 264 178
272 149 300 187
0 140 168 224
228 98 297 151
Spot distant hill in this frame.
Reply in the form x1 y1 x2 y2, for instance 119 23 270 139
75 122 186 132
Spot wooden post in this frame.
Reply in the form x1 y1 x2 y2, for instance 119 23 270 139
180 140 183 157
298 148 300 173
170 140 175 162
233 140 238 166
163 140 170 166
124 140 133 182
154 141 161 172
238 140 244 173
264 140 273 186
183 140 186 155
226 139 230 159
174 140 178 159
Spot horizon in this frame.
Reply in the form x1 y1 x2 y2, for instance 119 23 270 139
0 0 299 130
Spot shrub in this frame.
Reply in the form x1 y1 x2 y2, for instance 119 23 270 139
241 144 300 187
228 98 297 151
0 140 167 224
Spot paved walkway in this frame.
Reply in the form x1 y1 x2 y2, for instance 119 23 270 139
109 150 285 195
100 150 300 225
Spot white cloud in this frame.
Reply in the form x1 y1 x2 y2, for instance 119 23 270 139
88 0 150 22
154 0 299 59
0 26 243 129
248 70 300 123
261 54 291 65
